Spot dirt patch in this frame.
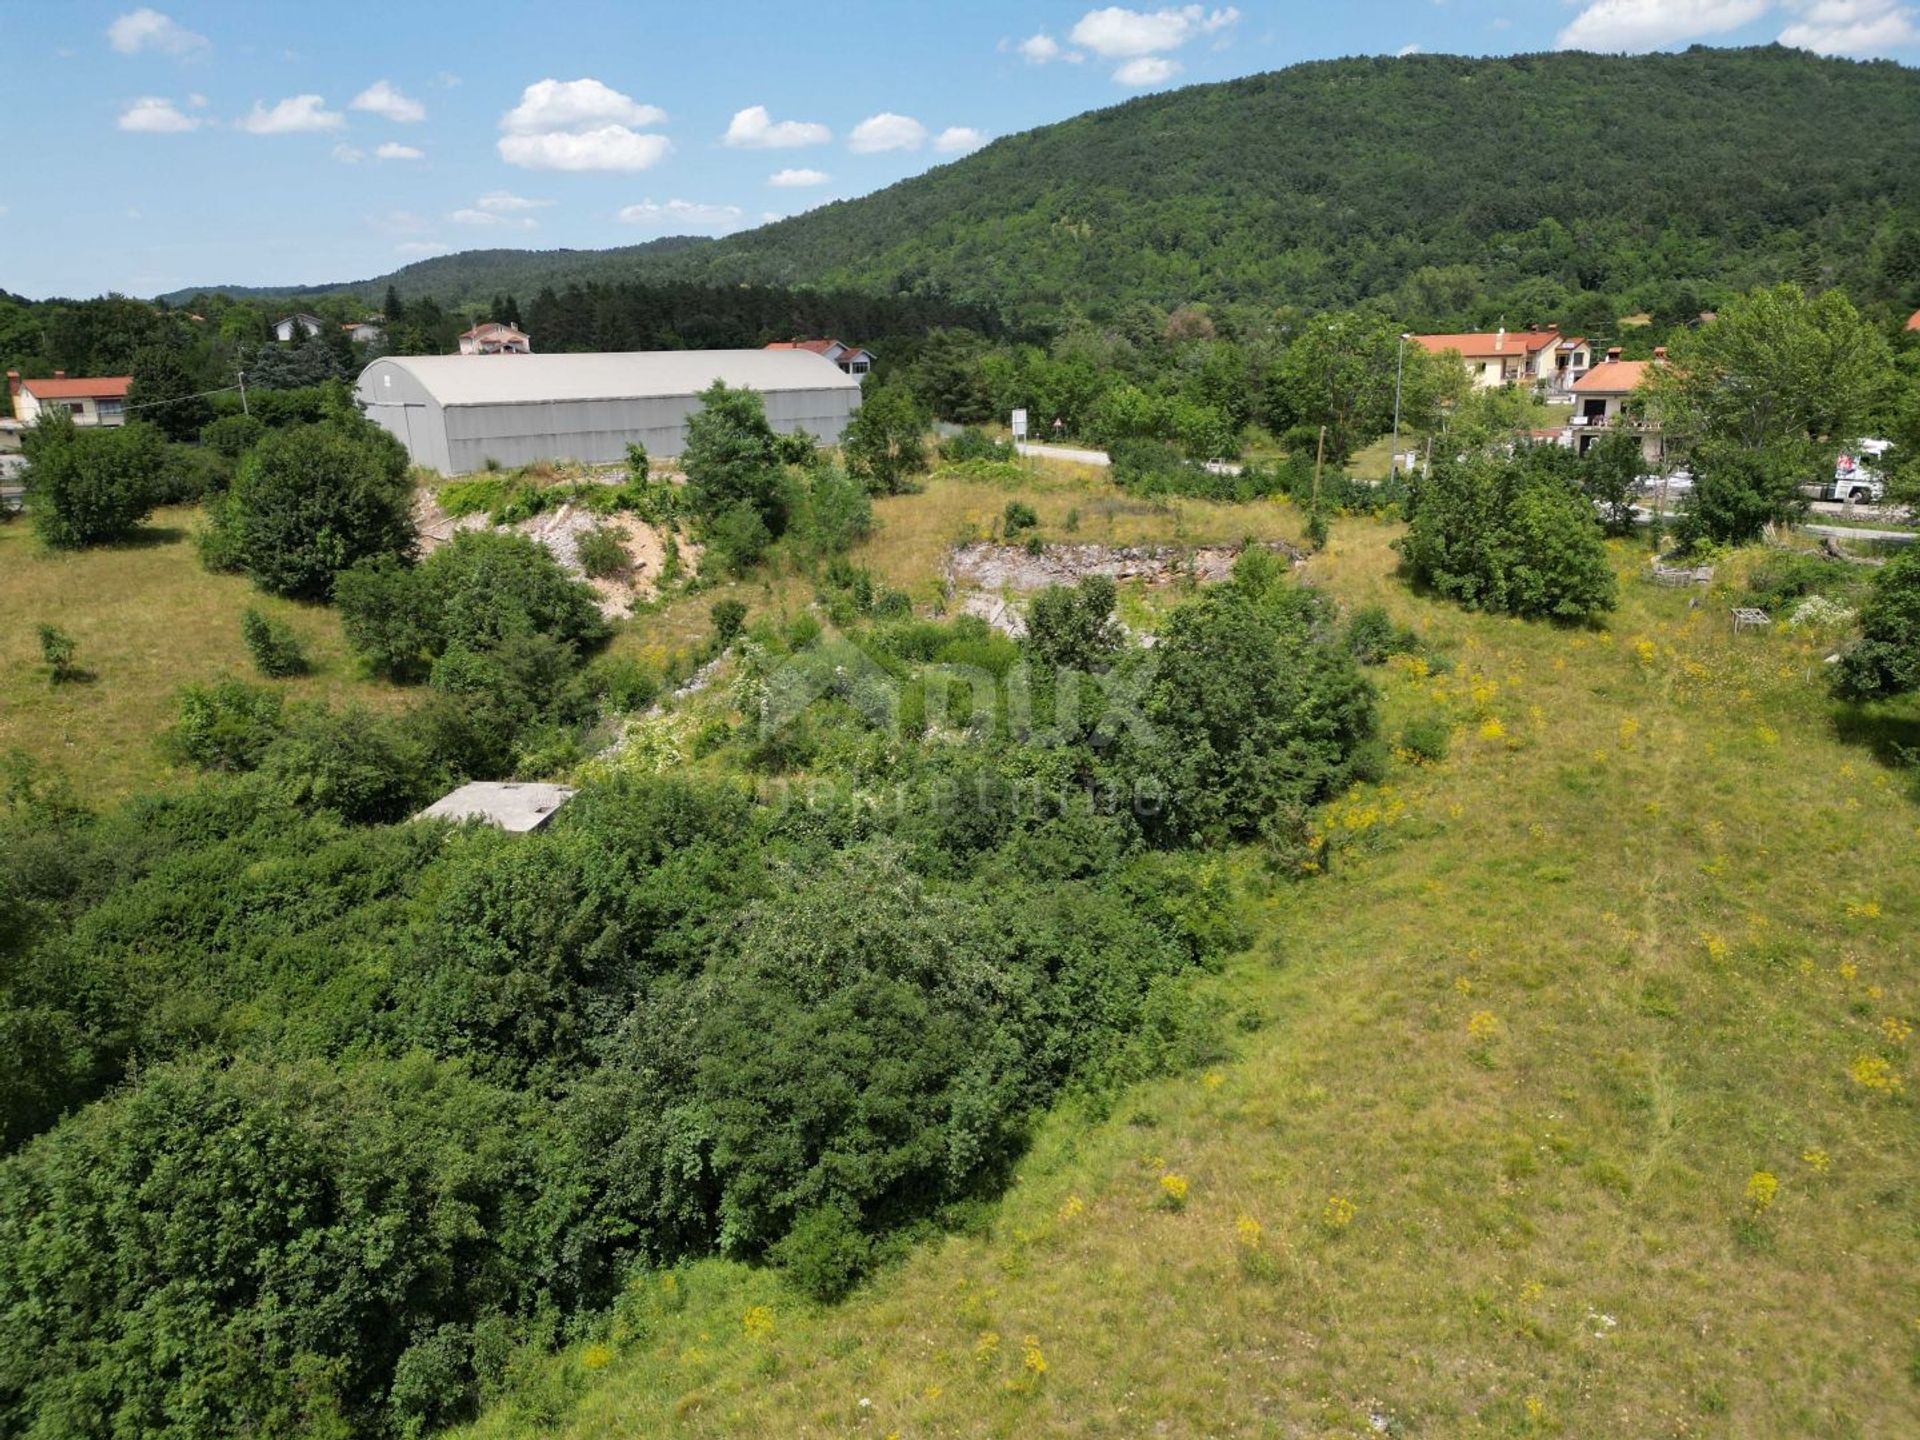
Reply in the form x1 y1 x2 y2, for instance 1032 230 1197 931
411 487 699 618
946 538 1301 593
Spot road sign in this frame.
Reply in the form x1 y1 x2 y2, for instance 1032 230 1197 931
1011 408 1028 441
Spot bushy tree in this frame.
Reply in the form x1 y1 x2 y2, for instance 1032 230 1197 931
682 380 790 535
1399 453 1616 622
842 384 929 495
213 418 413 599
23 413 165 548
1126 557 1378 843
128 345 211 442
240 608 308 678
1650 283 1896 543
336 529 608 682
1832 545 1920 701
201 413 266 459
1269 313 1452 463
1025 575 1122 673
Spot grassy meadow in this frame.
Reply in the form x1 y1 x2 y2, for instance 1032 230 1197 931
462 507 1920 1438
0 506 404 802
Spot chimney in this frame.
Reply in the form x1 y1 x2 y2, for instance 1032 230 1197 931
5 370 18 400
53 369 66 380
1606 347 1622 362
1653 346 1668 361
1495 327 1506 352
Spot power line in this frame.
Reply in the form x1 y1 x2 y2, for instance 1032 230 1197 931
121 382 245 413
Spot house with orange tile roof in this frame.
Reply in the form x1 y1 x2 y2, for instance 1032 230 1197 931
1566 346 1667 464
1906 308 1920 332
764 337 872 376
457 321 532 356
1410 327 1591 395
6 370 133 428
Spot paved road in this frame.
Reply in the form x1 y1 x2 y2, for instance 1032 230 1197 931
1801 522 1916 545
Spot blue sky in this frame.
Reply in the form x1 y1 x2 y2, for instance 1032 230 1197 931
2 1 1916 299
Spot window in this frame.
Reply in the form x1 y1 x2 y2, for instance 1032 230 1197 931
97 399 124 419
848 360 870 374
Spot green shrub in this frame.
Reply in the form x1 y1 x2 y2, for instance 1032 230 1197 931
937 427 1013 464
1832 546 1920 701
1025 576 1121 673
200 413 267 459
1399 714 1451 763
711 597 748 645
1740 552 1860 613
574 525 630 580
259 704 433 824
772 1204 873 1303
1003 500 1038 535
703 501 774 577
23 414 165 549
160 678 286 771
1345 604 1420 664
35 625 80 685
240 608 308 678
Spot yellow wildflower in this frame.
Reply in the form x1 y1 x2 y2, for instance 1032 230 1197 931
1201 1069 1225 1090
1454 976 1473 995
581 1343 614 1371
974 1331 1001 1363
741 1305 774 1340
1744 1170 1778 1217
1849 1054 1903 1094
1058 1194 1085 1221
1234 1213 1263 1250
1323 1194 1356 1230
1881 1016 1912 1045
1467 1010 1501 1041
1800 1149 1830 1173
1479 717 1507 741
1701 932 1729 961
1158 1173 1190 1209
1022 1336 1047 1376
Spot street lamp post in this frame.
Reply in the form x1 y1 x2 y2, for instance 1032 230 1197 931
1390 332 1410 476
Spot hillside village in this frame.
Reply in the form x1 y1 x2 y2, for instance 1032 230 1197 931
5 24 1920 1440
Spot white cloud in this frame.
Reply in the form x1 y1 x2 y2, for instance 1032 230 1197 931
396 241 451 258
332 143 365 164
848 112 928 153
1070 5 1239 57
723 104 831 148
934 126 988 154
1016 32 1083 62
107 8 207 57
118 96 200 133
376 141 424 161
476 190 554 211
498 125 671 171
186 93 207 107
1779 0 1920 53
500 78 665 134
435 71 461 89
1556 0 1768 50
615 198 748 233
350 80 426 123
769 167 831 187
452 208 536 229
1397 43 1423 56
237 94 345 135
1114 55 1183 84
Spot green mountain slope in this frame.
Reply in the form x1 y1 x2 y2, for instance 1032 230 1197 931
651 46 1920 318
170 47 1920 322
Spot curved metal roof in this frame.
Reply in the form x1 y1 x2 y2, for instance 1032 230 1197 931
360 349 861 407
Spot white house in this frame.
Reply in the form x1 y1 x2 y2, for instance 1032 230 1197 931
457 321 532 356
270 313 327 342
764 338 873 376
7 370 132 427
344 319 385 344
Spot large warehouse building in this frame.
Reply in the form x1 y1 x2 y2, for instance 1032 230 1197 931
354 350 863 474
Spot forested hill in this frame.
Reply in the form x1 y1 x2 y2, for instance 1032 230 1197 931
646 46 1920 323
168 47 1920 327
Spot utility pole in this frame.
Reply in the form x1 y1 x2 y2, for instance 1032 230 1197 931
237 369 248 417
1312 424 1326 507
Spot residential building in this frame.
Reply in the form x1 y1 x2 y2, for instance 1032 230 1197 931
457 321 533 356
1906 308 1920 333
7 370 133 427
270 313 327 342
357 349 862 474
764 337 873 376
1411 327 1588 394
1567 346 1666 464
344 318 385 344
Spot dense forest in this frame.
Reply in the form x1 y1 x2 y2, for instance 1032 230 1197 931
162 48 1920 332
